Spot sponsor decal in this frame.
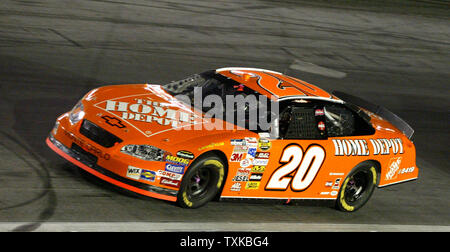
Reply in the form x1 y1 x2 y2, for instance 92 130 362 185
245 181 260 190
198 142 224 151
332 178 341 190
126 166 142 180
94 94 202 137
332 139 369 156
102 97 200 128
251 165 266 173
230 153 244 162
258 138 271 151
160 178 180 188
253 158 269 166
332 138 404 156
386 157 402 180
230 139 246 146
236 167 251 176
315 109 324 116
317 121 325 131
233 145 248 153
63 129 110 160
176 150 194 160
230 182 242 192
258 132 271 138
321 191 338 196
140 169 156 182
255 152 270 159
247 147 257 158
157 170 183 181
165 163 185 174
245 137 258 147
232 175 249 182
370 138 404 155
249 173 263 181
165 155 190 166
240 158 252 168
101 115 126 129
325 178 343 192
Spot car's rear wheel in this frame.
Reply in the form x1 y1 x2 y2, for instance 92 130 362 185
336 162 377 212
177 154 225 208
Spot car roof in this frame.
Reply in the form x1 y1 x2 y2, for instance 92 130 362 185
215 67 343 103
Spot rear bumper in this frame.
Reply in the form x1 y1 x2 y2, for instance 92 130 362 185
46 134 177 202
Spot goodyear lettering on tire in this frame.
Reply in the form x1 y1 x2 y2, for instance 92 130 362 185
339 177 355 212
182 191 193 207
204 160 224 188
370 166 377 184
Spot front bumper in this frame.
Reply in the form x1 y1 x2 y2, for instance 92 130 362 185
46 134 177 201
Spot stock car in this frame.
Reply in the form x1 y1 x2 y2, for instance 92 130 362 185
46 67 418 212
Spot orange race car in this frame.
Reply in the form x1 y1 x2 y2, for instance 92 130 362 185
46 67 418 212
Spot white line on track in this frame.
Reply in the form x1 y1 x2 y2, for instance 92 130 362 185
1 222 449 232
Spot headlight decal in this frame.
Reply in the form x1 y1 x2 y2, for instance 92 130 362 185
52 121 60 135
69 101 85 125
121 144 166 161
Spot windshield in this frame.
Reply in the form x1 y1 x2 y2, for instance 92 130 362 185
162 70 277 132
162 70 255 104
162 71 211 101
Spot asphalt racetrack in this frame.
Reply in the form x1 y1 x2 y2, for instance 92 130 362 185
0 0 449 232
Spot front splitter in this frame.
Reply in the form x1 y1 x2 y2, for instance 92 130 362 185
46 135 177 202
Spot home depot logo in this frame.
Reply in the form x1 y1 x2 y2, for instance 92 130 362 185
386 157 402 180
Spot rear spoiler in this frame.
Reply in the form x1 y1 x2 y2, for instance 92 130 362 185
333 91 414 139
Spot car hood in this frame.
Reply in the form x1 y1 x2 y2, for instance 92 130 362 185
81 84 247 147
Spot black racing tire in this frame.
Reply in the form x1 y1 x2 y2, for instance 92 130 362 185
336 162 378 212
177 154 225 209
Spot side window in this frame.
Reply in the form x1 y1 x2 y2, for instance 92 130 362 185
277 101 375 139
279 102 326 140
324 104 356 137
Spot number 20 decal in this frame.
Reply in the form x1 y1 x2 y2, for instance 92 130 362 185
265 144 326 191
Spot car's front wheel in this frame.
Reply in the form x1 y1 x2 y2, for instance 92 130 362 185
177 154 225 208
336 162 378 212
